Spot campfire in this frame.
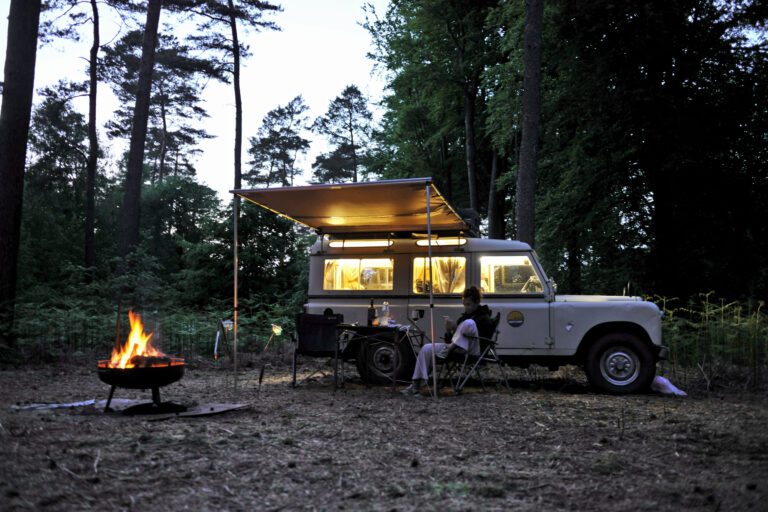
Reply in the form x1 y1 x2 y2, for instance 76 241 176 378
97 311 185 414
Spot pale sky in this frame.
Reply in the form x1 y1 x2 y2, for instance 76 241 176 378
0 0 389 199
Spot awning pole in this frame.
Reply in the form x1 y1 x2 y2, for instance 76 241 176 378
233 196 239 390
427 183 437 400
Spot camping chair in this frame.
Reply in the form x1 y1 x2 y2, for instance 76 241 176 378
438 312 510 395
291 312 343 388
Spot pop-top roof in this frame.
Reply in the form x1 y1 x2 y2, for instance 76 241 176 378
232 178 468 235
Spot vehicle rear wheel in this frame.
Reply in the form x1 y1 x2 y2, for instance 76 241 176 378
356 338 416 385
584 333 655 394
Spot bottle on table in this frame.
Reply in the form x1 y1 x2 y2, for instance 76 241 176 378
367 299 376 327
381 301 390 326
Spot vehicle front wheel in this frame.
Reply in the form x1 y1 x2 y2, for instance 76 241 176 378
584 333 655 394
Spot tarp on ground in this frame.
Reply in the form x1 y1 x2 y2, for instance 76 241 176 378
232 178 467 235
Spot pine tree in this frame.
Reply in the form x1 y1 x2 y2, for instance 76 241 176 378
312 85 373 183
247 95 310 187
0 0 42 347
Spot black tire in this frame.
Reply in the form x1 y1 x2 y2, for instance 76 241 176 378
584 332 655 394
356 338 416 385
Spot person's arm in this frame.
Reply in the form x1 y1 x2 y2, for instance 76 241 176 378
452 319 479 353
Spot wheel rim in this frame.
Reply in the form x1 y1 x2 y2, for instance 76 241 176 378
368 342 397 377
599 348 640 386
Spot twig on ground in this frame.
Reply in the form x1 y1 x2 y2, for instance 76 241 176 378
59 463 86 480
93 449 101 475
697 362 714 391
525 482 553 491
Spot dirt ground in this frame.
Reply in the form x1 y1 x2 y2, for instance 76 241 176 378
1 357 767 512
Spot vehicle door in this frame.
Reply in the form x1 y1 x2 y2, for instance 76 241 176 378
477 254 552 353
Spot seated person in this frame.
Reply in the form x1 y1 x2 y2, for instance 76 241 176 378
402 286 493 395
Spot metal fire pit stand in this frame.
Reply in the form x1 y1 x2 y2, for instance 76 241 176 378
103 385 187 415
98 360 187 415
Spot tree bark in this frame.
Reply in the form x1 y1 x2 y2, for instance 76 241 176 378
117 0 162 259
84 0 100 275
228 0 243 190
0 0 42 346
439 135 452 204
565 237 582 294
515 0 544 246
158 87 167 183
348 111 358 183
463 81 478 212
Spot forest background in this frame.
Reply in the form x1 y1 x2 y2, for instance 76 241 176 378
0 0 766 381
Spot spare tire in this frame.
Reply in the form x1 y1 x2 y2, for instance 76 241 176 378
356 337 416 385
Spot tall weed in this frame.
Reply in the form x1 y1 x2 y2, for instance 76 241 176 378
656 292 767 390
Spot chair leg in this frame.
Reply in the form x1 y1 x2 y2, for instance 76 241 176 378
475 366 487 391
495 356 511 391
291 348 298 388
333 339 339 390
454 356 475 394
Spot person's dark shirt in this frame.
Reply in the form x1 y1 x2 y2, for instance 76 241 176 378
456 304 494 340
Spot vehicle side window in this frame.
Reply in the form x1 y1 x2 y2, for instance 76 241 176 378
480 255 543 294
323 258 394 290
412 257 466 294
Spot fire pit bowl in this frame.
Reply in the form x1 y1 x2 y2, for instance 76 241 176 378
97 357 186 414
97 358 185 389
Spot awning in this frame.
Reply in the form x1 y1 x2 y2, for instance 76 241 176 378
232 178 467 235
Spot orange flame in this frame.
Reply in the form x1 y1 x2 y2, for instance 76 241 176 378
109 310 163 368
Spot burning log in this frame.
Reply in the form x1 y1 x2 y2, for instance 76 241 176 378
97 310 185 414
128 355 172 368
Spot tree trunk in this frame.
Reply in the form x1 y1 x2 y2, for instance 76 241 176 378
463 82 478 212
228 0 243 190
565 237 582 294
0 0 41 346
348 110 358 182
439 135 452 204
158 87 167 183
487 150 506 239
84 0 99 276
117 0 162 259
515 0 544 246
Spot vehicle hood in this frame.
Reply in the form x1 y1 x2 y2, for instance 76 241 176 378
555 295 644 303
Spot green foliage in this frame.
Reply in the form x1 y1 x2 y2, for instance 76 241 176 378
365 0 767 300
363 0 499 209
533 1 767 299
659 293 768 389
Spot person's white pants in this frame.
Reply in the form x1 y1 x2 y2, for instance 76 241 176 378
412 342 450 381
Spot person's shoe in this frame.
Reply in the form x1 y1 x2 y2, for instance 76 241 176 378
401 383 421 395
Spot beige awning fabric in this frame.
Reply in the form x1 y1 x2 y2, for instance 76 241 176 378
232 178 467 235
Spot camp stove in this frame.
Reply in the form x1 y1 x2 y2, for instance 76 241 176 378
98 310 186 415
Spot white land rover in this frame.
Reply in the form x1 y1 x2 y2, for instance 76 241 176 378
235 178 668 394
